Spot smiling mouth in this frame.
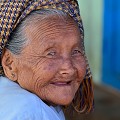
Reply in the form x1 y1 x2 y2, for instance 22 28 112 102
50 81 72 86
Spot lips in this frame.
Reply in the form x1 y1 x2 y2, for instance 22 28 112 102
50 80 72 86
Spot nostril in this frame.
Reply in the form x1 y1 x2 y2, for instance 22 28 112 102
59 67 76 76
59 58 77 76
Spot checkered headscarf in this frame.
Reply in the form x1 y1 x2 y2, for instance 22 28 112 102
0 0 94 113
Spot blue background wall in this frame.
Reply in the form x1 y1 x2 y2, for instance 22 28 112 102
102 0 120 89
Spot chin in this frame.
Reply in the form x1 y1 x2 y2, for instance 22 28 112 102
55 97 74 106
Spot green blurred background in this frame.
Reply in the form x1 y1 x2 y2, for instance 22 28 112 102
78 0 103 84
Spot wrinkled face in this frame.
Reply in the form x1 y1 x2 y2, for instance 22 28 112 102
16 16 87 105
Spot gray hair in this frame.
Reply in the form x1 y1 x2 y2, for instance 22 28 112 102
5 9 70 55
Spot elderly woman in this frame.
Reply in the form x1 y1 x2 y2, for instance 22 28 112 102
0 0 94 120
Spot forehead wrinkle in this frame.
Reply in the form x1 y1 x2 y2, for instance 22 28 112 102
41 17 78 33
24 15 81 54
30 18 79 42
28 14 79 36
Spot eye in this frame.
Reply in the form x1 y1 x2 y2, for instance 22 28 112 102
46 51 57 58
47 51 56 56
72 49 83 56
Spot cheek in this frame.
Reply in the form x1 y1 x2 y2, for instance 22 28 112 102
28 59 60 88
39 59 60 75
74 58 87 79
17 63 34 89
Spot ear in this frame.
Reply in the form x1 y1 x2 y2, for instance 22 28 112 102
1 49 18 81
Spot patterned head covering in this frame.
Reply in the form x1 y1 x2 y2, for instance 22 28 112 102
0 0 94 113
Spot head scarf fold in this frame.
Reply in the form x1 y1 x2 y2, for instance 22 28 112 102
0 0 94 113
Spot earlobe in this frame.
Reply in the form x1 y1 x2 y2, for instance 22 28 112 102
1 49 18 81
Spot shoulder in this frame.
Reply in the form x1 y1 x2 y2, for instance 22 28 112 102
0 76 43 119
0 76 65 120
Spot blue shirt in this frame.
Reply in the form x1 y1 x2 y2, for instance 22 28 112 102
0 76 65 120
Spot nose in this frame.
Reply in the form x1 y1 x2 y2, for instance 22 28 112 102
59 58 76 77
